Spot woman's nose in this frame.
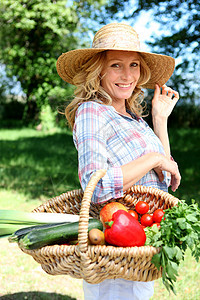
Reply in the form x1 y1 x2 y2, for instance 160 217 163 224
121 67 132 80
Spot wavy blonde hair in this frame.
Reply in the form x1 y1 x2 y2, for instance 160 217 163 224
65 51 151 128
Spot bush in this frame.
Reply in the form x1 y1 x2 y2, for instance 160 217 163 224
144 102 200 129
169 104 200 128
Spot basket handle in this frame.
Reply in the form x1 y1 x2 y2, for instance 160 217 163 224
78 169 107 253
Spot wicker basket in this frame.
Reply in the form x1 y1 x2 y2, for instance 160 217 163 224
20 169 179 284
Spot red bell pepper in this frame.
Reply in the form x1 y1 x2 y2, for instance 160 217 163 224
104 210 146 247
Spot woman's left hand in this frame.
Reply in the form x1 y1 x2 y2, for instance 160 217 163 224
152 84 179 120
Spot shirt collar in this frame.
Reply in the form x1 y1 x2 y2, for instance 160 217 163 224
112 107 139 121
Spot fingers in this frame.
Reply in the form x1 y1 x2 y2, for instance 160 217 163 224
154 157 181 192
154 167 164 182
169 161 181 192
153 84 160 100
160 84 179 101
172 90 179 102
170 172 181 192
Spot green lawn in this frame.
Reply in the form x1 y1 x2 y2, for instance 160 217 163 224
0 128 80 203
0 127 200 299
1 127 200 205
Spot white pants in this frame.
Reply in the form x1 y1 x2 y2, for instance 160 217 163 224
83 278 154 300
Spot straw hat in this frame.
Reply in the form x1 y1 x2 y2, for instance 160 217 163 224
56 23 175 89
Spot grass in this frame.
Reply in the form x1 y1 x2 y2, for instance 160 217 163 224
0 127 200 299
153 250 200 300
1 127 200 205
0 238 84 300
0 128 80 202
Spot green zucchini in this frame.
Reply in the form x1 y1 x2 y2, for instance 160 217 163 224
8 222 69 243
18 219 103 250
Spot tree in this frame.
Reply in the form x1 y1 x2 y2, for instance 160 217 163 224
0 0 107 124
132 0 200 104
135 0 199 57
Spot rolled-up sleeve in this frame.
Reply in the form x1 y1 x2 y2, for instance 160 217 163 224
73 102 124 203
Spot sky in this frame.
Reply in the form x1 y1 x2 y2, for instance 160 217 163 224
88 9 161 51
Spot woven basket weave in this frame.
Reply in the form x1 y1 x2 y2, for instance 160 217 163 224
20 169 179 284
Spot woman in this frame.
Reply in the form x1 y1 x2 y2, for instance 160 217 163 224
56 23 181 300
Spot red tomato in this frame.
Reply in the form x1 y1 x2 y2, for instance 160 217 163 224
140 214 153 227
128 210 138 220
153 209 165 223
151 223 161 229
135 201 149 215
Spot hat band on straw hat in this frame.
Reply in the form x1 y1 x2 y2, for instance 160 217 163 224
56 23 175 89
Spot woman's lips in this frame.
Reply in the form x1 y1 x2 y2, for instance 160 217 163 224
115 83 132 88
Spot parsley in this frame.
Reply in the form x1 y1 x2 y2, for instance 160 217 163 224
145 200 200 294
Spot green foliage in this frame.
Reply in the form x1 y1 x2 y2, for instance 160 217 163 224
0 0 108 122
39 104 56 131
136 0 200 56
0 0 77 88
145 201 200 293
168 128 200 204
168 104 200 128
94 0 129 19
136 0 200 105
144 98 200 128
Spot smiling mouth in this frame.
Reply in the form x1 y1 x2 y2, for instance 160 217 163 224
115 83 132 88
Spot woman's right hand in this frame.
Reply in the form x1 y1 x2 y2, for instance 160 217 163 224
154 155 181 192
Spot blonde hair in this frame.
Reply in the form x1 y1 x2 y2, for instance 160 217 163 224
65 51 151 128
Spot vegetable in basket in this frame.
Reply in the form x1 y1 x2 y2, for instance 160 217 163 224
9 219 103 249
145 200 200 294
0 210 80 225
104 210 146 247
88 228 105 245
0 209 80 238
100 202 128 228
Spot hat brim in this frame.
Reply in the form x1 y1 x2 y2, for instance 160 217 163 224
56 48 175 89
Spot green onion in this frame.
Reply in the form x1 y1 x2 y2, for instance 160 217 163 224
0 209 80 239
0 224 30 238
0 210 79 225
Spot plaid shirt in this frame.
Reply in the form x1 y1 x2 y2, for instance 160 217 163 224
73 101 169 203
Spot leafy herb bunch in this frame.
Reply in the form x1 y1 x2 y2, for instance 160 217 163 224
145 200 200 293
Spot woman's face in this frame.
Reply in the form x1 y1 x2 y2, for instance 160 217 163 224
100 50 141 102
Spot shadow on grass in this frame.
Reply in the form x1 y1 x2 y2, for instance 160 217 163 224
0 131 80 201
0 291 77 300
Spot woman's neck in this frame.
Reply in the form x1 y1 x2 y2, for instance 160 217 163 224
112 99 127 115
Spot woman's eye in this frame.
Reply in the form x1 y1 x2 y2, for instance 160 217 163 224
110 63 120 68
131 62 139 67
